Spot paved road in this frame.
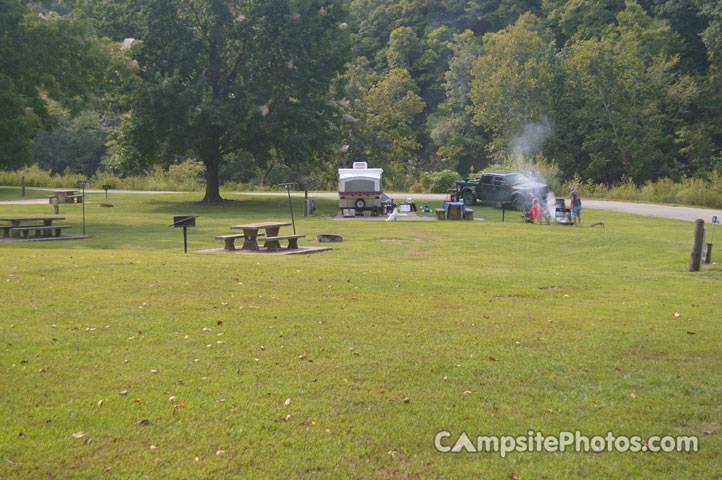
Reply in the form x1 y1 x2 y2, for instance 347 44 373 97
0 189 181 205
2 189 719 222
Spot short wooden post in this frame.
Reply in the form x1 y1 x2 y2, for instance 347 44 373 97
21 176 25 197
703 243 712 264
689 219 704 272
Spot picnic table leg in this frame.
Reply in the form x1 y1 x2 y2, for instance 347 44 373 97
263 227 282 251
264 239 281 251
287 238 299 249
242 231 259 251
11 221 21 238
223 237 236 251
54 228 62 237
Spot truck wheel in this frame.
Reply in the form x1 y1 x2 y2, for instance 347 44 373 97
511 195 525 211
463 191 475 206
355 199 366 209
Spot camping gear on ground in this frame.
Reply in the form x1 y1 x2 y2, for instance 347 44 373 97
555 198 572 225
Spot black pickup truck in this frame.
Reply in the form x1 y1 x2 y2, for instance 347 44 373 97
454 171 549 210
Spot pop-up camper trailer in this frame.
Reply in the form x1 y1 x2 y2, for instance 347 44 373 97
338 162 384 215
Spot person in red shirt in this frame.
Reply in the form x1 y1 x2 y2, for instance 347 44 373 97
530 198 542 223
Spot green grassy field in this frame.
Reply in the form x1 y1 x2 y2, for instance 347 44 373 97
0 192 720 479
0 187 53 201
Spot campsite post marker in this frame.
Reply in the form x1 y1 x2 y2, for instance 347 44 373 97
78 179 89 235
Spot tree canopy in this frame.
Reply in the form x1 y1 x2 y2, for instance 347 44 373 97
85 0 351 202
0 1 109 168
5 0 722 189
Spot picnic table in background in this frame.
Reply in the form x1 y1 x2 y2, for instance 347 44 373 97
0 217 68 238
227 222 292 251
216 221 306 252
49 190 82 204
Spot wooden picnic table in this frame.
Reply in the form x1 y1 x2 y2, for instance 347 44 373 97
50 190 81 204
229 222 292 251
0 217 65 238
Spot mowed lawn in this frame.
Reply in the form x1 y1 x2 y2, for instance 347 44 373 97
0 192 720 479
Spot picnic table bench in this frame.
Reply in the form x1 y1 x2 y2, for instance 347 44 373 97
11 225 71 238
0 217 65 238
228 222 292 251
215 233 264 251
262 234 305 252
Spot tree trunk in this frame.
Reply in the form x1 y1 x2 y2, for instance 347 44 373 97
261 159 276 188
202 155 223 203
201 128 224 203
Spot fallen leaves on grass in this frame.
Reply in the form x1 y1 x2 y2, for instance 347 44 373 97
488 356 498 362
120 390 128 396
171 403 185 416
284 398 291 406
71 432 85 439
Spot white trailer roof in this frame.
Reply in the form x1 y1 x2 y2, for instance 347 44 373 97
338 165 383 181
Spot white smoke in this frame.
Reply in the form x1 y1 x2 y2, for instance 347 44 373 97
546 191 556 218
511 117 553 161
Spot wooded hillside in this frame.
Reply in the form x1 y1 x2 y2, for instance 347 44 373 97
2 0 720 194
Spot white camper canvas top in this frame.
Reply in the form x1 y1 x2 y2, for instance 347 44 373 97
338 162 383 181
338 162 383 193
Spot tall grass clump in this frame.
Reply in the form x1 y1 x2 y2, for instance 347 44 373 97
0 164 86 188
0 160 207 192
577 173 722 208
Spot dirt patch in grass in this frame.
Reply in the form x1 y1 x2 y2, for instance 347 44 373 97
379 238 404 244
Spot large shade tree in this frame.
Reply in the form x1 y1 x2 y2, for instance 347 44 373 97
96 0 350 202
0 1 108 168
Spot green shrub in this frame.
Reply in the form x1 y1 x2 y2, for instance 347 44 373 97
417 170 462 193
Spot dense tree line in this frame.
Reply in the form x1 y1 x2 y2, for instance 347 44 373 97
338 0 722 187
2 0 721 199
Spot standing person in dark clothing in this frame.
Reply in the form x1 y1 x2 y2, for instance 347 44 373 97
568 186 581 226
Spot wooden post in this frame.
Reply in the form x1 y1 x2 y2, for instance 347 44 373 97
21 176 25 197
689 219 704 272
703 243 712 264
304 187 309 217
